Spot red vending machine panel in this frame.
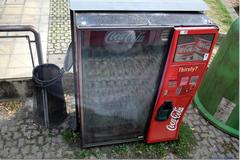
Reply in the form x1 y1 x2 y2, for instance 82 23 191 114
146 27 218 143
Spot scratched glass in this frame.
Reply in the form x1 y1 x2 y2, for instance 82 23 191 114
79 29 171 146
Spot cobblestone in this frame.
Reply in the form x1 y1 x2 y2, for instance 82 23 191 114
47 0 71 56
185 105 239 159
0 141 3 150
9 147 19 156
38 136 44 144
0 98 238 159
13 132 21 139
217 145 225 153
18 138 25 147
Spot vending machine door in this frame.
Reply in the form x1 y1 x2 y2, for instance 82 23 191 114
146 26 218 143
76 28 172 147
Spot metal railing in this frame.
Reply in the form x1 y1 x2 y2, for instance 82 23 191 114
0 25 43 66
0 25 48 127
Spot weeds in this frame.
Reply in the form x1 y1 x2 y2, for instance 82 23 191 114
74 149 104 159
110 141 168 158
169 123 197 158
131 142 168 158
61 129 80 143
66 122 196 159
204 0 233 32
111 144 130 156
74 149 92 159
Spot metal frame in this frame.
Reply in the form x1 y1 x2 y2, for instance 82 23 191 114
71 10 175 148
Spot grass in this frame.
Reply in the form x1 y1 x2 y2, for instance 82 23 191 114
74 149 93 159
61 129 80 143
169 123 197 158
63 123 197 159
204 0 234 33
110 142 168 158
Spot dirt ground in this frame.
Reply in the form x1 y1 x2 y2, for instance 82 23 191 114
227 0 239 14
227 0 239 7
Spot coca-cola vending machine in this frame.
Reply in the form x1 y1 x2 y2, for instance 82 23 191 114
69 0 218 148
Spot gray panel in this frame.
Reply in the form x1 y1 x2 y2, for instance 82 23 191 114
76 13 214 28
69 0 208 12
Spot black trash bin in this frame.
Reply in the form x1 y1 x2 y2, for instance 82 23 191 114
32 64 67 126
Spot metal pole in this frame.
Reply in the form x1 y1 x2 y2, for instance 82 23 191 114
0 25 43 65
42 88 49 128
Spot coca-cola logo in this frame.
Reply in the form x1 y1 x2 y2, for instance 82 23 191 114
195 38 212 53
176 42 195 55
104 31 145 44
166 107 184 131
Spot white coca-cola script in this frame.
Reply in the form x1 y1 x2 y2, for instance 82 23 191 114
195 38 212 53
176 42 195 55
104 31 145 44
166 107 184 131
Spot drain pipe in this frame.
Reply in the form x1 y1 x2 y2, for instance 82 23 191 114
0 25 43 65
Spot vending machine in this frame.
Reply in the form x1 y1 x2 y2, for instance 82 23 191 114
69 0 218 148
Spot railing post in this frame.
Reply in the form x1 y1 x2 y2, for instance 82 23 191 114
0 25 43 65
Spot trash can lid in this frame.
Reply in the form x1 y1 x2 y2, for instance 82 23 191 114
69 0 208 12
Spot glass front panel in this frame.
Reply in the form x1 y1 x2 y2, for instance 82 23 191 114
80 29 171 146
174 34 214 62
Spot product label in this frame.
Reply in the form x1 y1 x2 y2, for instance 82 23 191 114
214 97 236 123
189 76 199 85
176 42 195 56
166 107 184 131
179 77 189 86
195 38 212 54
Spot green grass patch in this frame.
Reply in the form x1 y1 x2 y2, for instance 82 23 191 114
169 123 197 158
74 149 92 159
61 129 80 143
204 0 234 33
68 123 196 159
131 142 168 158
74 148 105 159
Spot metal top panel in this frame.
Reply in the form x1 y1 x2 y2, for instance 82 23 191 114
75 13 214 28
69 0 208 12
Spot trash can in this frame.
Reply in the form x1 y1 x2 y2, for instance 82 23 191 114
194 18 239 137
33 64 67 126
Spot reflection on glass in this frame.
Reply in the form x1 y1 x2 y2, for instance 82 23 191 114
174 34 214 62
80 29 170 146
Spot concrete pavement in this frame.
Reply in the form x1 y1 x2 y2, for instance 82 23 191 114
0 0 49 79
